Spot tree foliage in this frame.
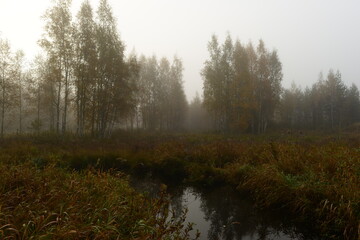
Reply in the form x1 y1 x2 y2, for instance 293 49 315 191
279 70 360 131
202 34 282 133
135 55 187 131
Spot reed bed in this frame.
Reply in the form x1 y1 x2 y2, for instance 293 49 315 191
0 133 358 239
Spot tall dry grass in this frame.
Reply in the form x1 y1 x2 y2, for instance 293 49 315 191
0 133 358 239
0 160 199 239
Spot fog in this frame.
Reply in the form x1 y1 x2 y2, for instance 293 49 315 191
1 3 359 239
1 0 359 101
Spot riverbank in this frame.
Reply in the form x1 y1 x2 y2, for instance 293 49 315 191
0 133 359 239
0 150 198 239
130 175 324 240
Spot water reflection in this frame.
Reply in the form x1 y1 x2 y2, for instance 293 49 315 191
130 177 319 240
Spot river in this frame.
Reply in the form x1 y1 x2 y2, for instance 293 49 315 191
130 176 320 240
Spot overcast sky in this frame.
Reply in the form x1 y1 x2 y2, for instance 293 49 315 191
1 0 359 101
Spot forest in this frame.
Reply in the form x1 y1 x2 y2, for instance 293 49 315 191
0 0 359 137
0 0 359 240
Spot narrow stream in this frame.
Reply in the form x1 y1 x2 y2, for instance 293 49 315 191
130 176 320 240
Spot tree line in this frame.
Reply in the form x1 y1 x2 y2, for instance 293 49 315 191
279 71 360 131
0 0 187 137
199 34 360 133
133 55 187 131
1 1 359 136
201 34 282 133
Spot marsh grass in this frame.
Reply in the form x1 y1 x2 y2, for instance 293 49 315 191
0 159 199 239
0 133 359 239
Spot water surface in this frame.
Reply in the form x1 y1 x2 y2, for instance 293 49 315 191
130 177 319 240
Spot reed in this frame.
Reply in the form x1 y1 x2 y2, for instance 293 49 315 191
0 159 199 239
0 133 358 239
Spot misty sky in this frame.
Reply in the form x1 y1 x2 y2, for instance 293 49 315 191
0 0 359 101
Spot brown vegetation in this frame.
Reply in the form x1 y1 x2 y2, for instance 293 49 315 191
0 133 358 239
